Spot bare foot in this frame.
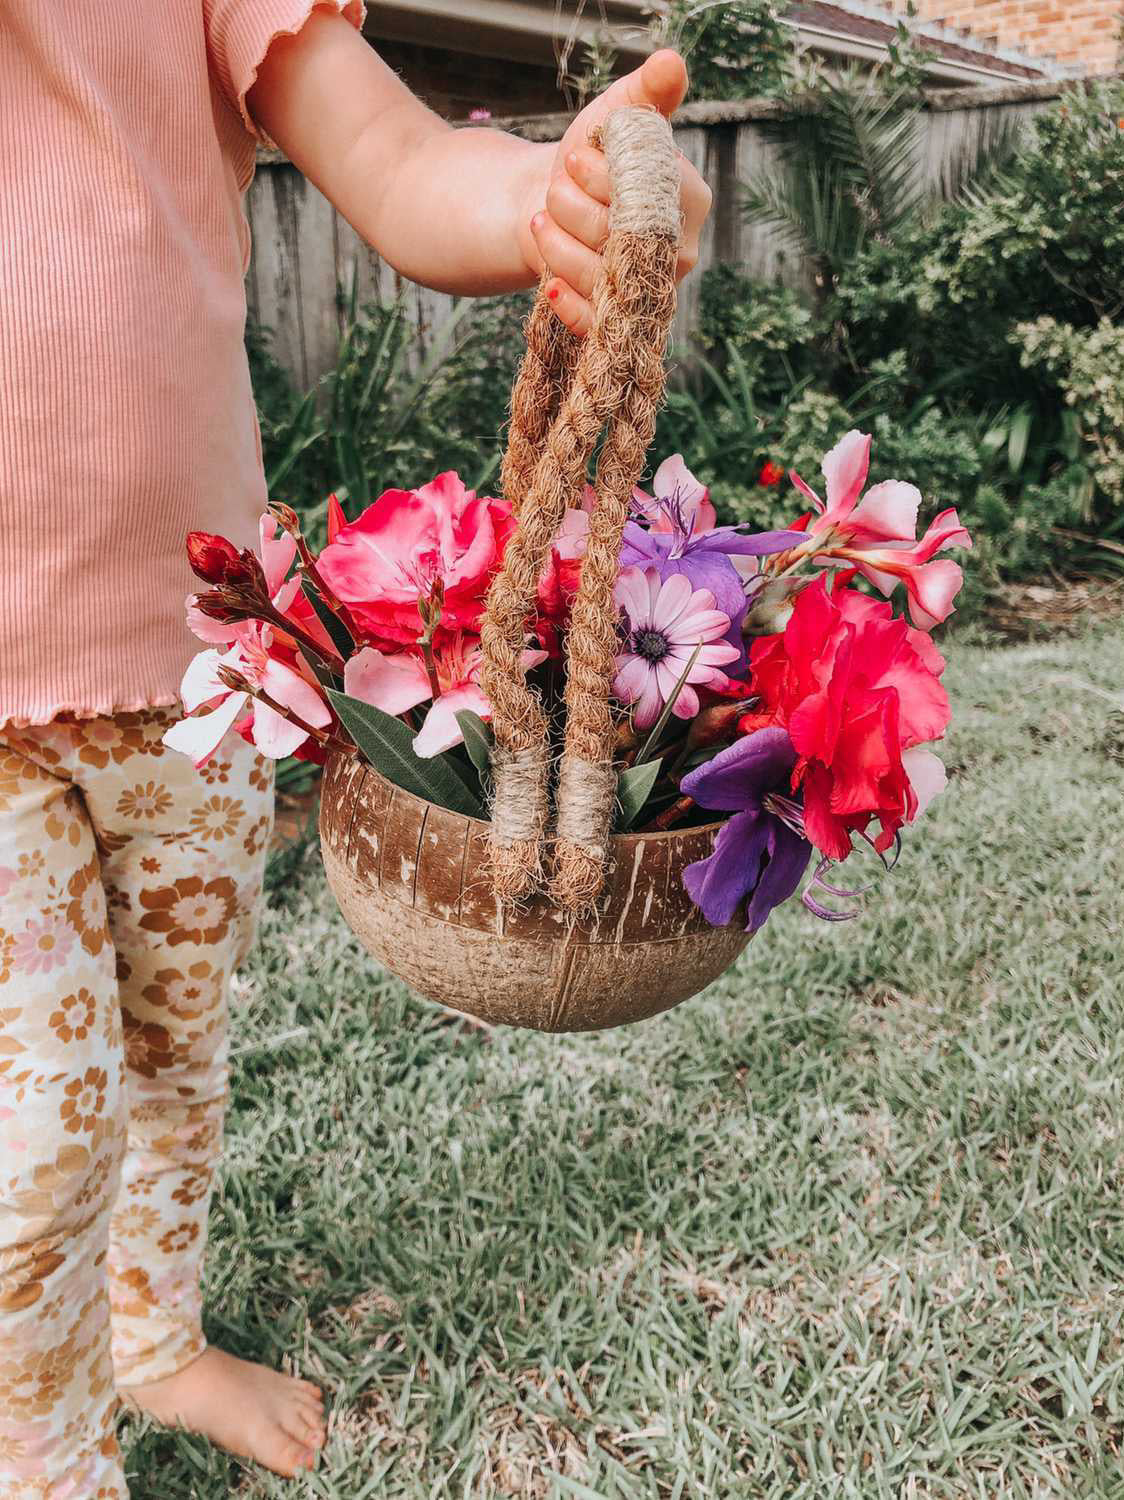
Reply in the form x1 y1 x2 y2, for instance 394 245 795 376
123 1346 326 1477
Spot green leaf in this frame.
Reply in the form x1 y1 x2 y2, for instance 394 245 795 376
300 577 354 661
326 689 484 819
454 710 494 782
616 758 664 832
635 641 704 765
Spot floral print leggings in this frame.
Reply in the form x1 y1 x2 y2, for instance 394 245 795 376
0 709 273 1498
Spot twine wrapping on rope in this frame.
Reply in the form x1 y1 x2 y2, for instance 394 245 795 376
480 105 680 908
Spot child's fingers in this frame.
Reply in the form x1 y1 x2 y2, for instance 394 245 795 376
543 278 592 337
564 145 611 207
564 142 710 287
530 210 600 302
547 166 610 253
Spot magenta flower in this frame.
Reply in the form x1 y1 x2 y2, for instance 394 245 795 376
788 430 972 629
680 728 812 933
612 567 740 730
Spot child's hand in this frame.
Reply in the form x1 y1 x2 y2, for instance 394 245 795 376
521 50 712 335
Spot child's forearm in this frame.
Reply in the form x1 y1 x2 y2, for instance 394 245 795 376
248 10 542 294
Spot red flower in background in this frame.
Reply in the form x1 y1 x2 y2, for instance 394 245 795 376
750 576 950 860
759 460 785 487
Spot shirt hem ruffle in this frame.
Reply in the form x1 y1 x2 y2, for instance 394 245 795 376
0 691 182 733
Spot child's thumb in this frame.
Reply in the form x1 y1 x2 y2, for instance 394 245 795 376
580 49 688 126
628 49 689 117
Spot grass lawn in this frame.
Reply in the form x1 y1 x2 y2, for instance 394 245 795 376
122 624 1124 1499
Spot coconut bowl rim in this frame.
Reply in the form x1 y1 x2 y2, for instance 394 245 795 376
323 753 731 847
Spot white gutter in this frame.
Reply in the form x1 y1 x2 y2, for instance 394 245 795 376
782 16 1045 85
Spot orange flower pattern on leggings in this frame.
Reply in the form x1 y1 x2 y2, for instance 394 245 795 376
0 710 272 1499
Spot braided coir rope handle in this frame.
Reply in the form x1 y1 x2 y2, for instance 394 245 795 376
479 106 681 912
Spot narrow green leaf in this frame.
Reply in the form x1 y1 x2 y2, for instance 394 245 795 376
327 689 484 818
454 710 493 782
616 758 664 832
635 641 704 765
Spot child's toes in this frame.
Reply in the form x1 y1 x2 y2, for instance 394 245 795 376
284 1403 325 1452
285 1440 318 1473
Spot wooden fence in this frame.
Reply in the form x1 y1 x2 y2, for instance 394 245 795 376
245 77 1066 392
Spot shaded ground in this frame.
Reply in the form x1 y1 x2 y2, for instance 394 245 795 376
122 624 1124 1499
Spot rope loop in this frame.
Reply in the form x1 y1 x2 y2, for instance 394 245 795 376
480 106 681 911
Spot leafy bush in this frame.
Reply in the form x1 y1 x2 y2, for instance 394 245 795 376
247 286 528 546
688 80 1124 595
655 0 793 101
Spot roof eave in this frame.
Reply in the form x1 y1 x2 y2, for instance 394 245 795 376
785 17 1045 86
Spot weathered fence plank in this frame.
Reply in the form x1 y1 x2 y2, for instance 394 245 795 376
245 77 1073 390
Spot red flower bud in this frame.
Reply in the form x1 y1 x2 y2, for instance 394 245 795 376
186 532 242 584
186 532 266 591
759 461 785 488
268 502 301 536
190 589 253 624
326 493 347 543
685 701 745 751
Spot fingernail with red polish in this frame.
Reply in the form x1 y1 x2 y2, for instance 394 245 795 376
547 286 560 300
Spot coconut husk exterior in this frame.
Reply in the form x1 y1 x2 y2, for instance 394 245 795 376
319 753 751 1032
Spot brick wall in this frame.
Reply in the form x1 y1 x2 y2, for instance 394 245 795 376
889 0 1122 74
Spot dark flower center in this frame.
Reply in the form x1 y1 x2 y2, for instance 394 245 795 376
633 629 670 664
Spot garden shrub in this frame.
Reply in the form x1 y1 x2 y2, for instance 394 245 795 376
694 80 1124 591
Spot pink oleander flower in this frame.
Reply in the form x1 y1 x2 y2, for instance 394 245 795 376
788 430 972 629
316 472 515 645
163 623 332 766
343 632 547 758
185 514 338 658
612 567 741 730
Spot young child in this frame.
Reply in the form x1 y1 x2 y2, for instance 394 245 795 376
0 5 710 1495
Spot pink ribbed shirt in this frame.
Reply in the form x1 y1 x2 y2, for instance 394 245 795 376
0 0 362 727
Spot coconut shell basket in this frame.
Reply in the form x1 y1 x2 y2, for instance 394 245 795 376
319 107 751 1032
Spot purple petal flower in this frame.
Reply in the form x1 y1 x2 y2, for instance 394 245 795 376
620 521 807 670
680 728 813 933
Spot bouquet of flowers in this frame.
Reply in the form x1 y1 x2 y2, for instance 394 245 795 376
167 428 970 934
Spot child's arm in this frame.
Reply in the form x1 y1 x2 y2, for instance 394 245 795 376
246 10 711 334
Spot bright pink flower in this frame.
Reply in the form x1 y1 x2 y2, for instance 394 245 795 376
164 623 332 766
536 505 589 651
793 430 922 544
326 492 347 543
838 508 973 630
750 577 951 859
316 472 515 645
343 632 547 759
613 567 741 730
